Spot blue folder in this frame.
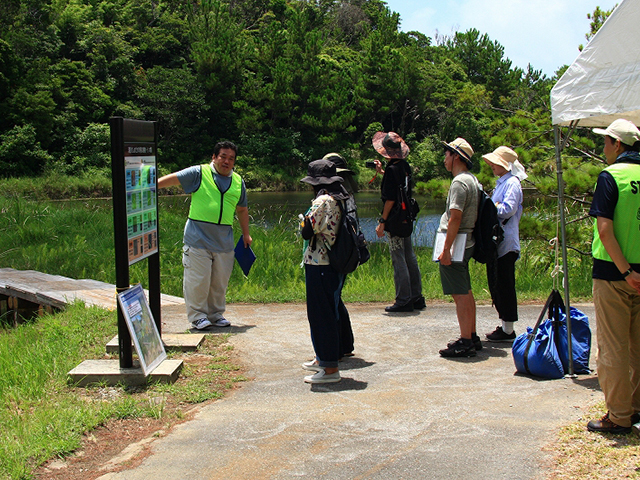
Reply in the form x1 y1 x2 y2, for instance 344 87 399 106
234 235 256 276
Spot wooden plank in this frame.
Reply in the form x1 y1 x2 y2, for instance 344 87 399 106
0 268 185 311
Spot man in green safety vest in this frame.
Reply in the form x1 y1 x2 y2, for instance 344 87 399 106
588 119 640 434
158 141 252 329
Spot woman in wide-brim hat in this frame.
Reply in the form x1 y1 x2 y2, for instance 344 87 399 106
372 131 410 159
372 131 425 313
298 159 350 384
481 146 527 343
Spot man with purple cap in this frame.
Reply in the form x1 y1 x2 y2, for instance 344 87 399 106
437 137 481 357
587 118 640 434
372 131 425 313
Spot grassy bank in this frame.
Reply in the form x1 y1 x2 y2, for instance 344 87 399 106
0 195 593 304
0 303 245 479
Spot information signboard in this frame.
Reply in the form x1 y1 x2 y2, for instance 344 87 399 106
111 117 162 368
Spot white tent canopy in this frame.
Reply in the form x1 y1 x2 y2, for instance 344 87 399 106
549 0 640 375
551 0 640 127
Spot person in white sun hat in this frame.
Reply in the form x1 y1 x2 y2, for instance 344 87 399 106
482 146 527 343
588 118 640 434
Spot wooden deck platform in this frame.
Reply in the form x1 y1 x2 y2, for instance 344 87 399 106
0 267 184 312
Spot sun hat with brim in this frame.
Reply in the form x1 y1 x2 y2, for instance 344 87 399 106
483 146 517 170
593 118 640 146
372 131 410 159
300 159 344 185
442 137 474 168
483 146 528 181
322 152 353 174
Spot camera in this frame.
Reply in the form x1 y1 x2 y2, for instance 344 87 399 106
365 161 377 169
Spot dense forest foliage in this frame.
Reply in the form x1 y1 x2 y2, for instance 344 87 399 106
0 0 604 197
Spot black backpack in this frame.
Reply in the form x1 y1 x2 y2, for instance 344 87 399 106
385 165 420 238
471 187 503 264
328 200 370 274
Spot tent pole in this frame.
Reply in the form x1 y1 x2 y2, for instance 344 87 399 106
554 125 575 377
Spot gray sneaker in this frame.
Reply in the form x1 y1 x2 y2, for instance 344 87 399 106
191 318 213 330
214 317 230 327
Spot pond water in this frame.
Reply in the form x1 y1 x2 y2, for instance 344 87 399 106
246 191 445 248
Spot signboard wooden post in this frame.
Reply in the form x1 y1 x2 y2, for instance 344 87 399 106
110 117 161 369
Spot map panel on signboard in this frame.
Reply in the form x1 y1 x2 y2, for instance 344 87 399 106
124 146 158 265
116 284 166 375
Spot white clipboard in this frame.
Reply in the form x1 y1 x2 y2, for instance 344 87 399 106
432 232 467 262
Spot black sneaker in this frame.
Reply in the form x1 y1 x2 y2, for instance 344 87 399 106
413 296 427 310
486 326 516 342
447 334 482 351
440 338 477 357
385 303 414 313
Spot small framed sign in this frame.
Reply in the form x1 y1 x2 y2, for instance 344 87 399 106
116 284 167 375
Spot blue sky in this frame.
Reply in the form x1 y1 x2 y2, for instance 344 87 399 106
383 0 615 77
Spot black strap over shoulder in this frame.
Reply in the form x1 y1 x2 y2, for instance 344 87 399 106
523 289 564 374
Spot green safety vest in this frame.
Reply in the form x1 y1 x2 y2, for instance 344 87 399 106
188 165 242 226
592 162 640 263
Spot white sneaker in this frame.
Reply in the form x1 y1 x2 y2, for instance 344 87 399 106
214 317 230 327
304 369 340 384
191 318 213 330
302 359 322 372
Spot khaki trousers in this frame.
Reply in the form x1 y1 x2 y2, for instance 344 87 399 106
593 279 640 427
182 245 235 324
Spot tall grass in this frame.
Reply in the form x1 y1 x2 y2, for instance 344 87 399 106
0 302 245 479
0 304 120 478
0 195 594 304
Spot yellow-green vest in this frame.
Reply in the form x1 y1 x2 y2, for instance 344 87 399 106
592 162 640 263
188 165 242 225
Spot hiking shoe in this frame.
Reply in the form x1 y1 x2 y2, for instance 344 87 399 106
385 303 414 313
486 326 516 342
447 334 482 351
302 359 322 372
439 338 477 358
214 317 230 327
413 296 427 310
304 369 341 384
191 318 213 330
587 412 631 434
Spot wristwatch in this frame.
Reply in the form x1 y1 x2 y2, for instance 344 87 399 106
622 267 633 278
378 217 386 224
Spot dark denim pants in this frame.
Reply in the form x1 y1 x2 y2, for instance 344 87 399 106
305 264 346 368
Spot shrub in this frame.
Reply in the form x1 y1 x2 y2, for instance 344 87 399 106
0 125 53 177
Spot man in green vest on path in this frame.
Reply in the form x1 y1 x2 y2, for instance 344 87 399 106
158 141 252 330
588 119 640 434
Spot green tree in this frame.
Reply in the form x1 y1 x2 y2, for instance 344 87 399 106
579 4 617 51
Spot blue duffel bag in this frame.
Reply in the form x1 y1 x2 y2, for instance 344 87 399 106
512 290 591 379
555 304 592 374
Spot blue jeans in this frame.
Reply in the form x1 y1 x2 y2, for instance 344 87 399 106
305 264 346 368
388 234 423 306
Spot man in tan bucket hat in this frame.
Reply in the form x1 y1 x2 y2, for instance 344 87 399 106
437 138 481 357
